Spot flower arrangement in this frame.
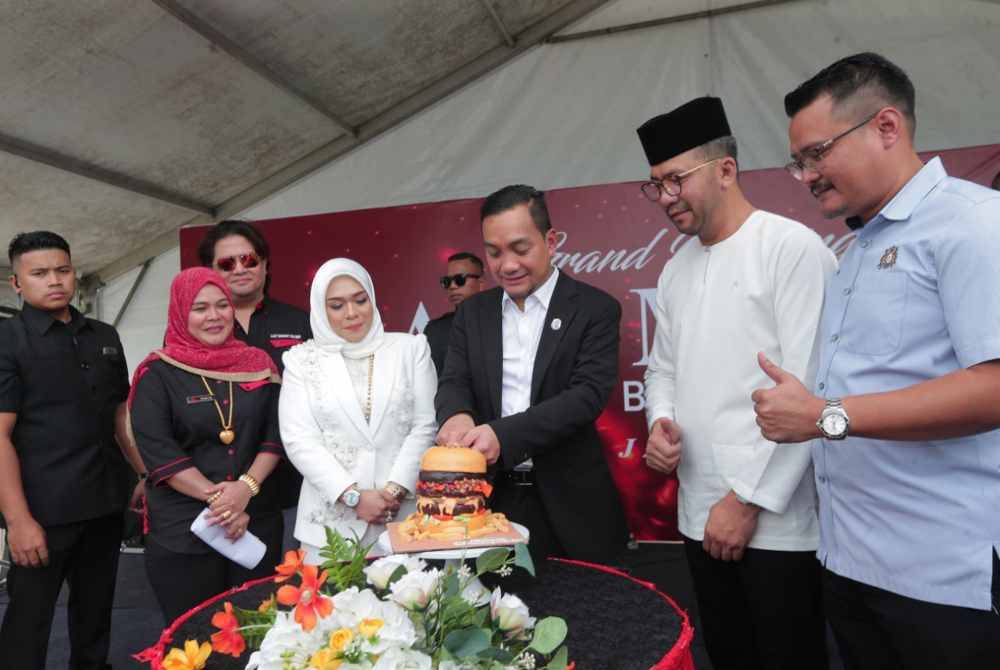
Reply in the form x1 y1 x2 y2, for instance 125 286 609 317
159 529 572 670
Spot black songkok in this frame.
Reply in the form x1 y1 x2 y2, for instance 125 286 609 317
636 96 732 166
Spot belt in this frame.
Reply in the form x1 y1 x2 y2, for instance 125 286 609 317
497 469 536 486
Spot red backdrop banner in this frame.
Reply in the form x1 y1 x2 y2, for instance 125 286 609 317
180 144 1000 541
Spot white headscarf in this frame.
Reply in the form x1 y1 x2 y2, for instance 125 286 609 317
308 258 386 359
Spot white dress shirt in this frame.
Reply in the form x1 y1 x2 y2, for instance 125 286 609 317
500 268 560 468
644 211 836 551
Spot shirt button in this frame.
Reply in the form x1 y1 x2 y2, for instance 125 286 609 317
860 240 871 248
843 288 852 295
228 449 235 455
818 382 826 390
80 362 89 370
831 334 839 342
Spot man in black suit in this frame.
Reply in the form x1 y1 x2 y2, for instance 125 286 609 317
424 252 485 375
435 185 628 566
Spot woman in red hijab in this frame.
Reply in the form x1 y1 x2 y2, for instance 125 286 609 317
129 268 283 623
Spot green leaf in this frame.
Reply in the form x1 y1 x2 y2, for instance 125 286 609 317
545 646 569 670
386 564 408 589
443 627 491 658
475 548 510 575
513 542 535 577
232 604 277 651
443 572 460 598
530 617 568 655
477 646 516 663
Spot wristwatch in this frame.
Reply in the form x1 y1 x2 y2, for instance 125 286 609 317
341 487 361 508
817 398 850 440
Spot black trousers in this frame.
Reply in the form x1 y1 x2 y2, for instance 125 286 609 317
490 476 566 567
144 513 283 624
823 560 1000 670
682 536 828 670
0 513 123 670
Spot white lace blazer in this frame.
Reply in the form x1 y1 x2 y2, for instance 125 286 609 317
278 333 437 548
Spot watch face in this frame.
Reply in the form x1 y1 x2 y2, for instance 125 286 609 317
822 413 847 436
344 490 360 507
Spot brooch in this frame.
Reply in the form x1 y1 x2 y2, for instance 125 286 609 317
878 245 898 270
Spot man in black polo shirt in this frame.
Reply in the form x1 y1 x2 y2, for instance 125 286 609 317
424 252 485 375
0 231 146 669
198 221 310 535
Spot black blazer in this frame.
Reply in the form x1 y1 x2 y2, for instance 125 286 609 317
435 272 628 563
423 311 455 376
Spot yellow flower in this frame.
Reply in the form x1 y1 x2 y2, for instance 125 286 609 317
162 639 212 670
328 627 354 651
358 618 384 638
309 648 343 669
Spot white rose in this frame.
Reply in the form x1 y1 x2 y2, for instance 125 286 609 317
364 555 427 590
389 568 441 610
245 611 322 670
372 646 433 669
490 588 536 637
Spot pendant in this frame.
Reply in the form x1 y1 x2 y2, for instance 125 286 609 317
219 429 235 445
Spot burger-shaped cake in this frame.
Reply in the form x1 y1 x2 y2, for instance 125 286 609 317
397 445 511 542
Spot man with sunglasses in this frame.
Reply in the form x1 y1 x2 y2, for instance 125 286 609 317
753 53 1000 669
424 252 485 375
637 97 836 670
198 220 311 539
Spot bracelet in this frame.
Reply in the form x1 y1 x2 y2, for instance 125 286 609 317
239 473 261 497
207 491 222 505
138 472 148 481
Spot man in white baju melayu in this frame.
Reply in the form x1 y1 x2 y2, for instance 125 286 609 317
637 97 837 670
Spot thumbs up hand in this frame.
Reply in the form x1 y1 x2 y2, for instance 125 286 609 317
751 352 825 443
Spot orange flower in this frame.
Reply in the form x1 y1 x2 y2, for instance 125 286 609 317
162 639 211 670
275 548 306 583
258 594 275 613
210 602 246 658
276 564 333 632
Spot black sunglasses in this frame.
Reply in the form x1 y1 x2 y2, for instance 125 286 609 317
439 273 481 289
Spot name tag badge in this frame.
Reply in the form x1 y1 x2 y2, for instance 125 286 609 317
186 394 214 405
101 346 120 356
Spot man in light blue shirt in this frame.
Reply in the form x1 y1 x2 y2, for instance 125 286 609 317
752 53 1000 669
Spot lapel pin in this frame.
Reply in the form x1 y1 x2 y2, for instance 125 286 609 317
878 245 898 270
551 318 562 331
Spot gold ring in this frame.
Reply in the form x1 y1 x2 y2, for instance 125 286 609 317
222 510 232 520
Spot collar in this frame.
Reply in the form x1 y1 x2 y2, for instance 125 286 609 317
20 302 87 336
501 268 560 313
848 157 947 231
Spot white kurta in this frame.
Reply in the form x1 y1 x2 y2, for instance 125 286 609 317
644 210 837 551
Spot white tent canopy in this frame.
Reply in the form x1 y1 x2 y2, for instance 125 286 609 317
4 0 997 368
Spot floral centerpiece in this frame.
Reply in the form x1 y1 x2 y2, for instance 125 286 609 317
157 529 572 670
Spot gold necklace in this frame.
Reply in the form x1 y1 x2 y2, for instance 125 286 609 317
363 354 374 423
200 376 235 445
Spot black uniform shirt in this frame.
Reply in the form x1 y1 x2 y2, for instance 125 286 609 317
424 311 455 376
130 360 283 553
0 304 130 526
234 297 310 375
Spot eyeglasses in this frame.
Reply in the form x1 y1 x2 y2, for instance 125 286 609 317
215 253 261 272
641 158 722 201
785 112 878 181
439 273 481 289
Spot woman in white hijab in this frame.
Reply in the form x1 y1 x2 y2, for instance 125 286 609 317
279 258 437 561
